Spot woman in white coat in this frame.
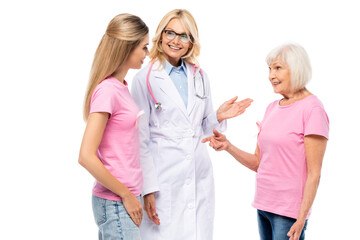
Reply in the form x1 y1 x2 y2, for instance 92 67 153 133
131 9 253 240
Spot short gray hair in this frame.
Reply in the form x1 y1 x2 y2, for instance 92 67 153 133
266 42 312 91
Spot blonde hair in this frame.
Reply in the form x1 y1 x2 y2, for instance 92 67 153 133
150 9 200 67
83 13 148 120
266 42 312 91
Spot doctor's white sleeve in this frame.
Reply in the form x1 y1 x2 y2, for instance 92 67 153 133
131 72 160 196
201 70 227 137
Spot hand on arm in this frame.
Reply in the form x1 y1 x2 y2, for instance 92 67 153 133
202 129 260 172
287 135 327 240
216 97 253 123
143 193 160 225
78 113 143 226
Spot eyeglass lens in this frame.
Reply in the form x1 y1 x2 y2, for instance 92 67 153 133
164 30 190 43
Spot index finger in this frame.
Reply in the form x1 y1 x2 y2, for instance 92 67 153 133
130 213 141 227
202 136 213 143
239 98 253 103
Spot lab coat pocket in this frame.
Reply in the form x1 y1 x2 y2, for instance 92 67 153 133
154 183 171 226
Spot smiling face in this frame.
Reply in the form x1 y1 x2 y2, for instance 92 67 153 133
124 34 149 69
161 18 192 66
268 57 292 96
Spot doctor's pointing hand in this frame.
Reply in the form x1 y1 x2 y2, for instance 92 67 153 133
131 9 252 240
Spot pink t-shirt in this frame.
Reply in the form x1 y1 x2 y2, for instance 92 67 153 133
253 95 329 219
90 77 143 201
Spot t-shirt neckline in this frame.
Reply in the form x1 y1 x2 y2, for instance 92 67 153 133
277 94 315 109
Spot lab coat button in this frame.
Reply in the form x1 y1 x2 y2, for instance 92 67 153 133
188 203 194 209
187 129 194 135
186 155 192 160
185 179 191 185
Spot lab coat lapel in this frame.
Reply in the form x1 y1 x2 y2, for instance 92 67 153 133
153 68 189 120
186 62 196 116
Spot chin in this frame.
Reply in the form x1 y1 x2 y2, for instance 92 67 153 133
167 50 183 58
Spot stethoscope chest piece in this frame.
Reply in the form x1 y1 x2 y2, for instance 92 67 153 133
155 102 162 111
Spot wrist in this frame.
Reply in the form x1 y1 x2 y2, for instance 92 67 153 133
144 193 154 198
216 110 224 123
296 216 307 224
224 141 232 151
120 189 132 199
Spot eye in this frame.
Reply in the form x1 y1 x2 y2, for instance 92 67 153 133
166 30 176 37
180 34 189 40
276 66 281 70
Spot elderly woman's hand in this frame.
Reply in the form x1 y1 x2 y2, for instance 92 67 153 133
216 97 253 123
202 129 230 151
287 219 306 240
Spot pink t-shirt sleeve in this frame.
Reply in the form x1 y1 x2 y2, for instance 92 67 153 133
90 84 118 115
304 106 329 139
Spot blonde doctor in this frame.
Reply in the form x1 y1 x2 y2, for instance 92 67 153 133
131 9 253 240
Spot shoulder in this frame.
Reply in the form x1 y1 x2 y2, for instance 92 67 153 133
301 95 329 125
306 95 324 108
90 78 125 113
94 78 116 93
93 77 127 99
302 95 330 137
301 95 327 114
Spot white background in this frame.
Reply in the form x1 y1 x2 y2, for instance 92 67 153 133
1 0 359 239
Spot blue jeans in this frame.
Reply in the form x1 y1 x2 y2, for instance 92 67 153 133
257 210 308 240
92 195 141 240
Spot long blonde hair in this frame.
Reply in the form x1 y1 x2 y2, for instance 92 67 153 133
83 13 148 120
150 9 200 68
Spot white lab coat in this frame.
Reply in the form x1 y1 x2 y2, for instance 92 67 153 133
131 60 226 240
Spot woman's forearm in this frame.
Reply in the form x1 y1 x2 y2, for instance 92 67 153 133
226 143 260 172
296 172 321 222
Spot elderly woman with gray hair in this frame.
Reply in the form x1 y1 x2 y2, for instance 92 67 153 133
203 43 329 240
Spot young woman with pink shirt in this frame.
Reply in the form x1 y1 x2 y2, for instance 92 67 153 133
78 13 149 240
203 43 329 240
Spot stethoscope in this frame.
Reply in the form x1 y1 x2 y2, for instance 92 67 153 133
146 61 207 111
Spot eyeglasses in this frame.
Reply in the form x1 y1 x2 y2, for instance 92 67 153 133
163 30 192 43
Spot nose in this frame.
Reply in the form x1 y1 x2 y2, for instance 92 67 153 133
172 35 181 44
269 68 276 80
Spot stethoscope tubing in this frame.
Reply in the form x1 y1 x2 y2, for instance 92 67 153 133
146 62 158 107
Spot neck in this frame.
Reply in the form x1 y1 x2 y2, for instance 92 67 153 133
280 88 311 105
166 56 181 67
112 66 129 84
